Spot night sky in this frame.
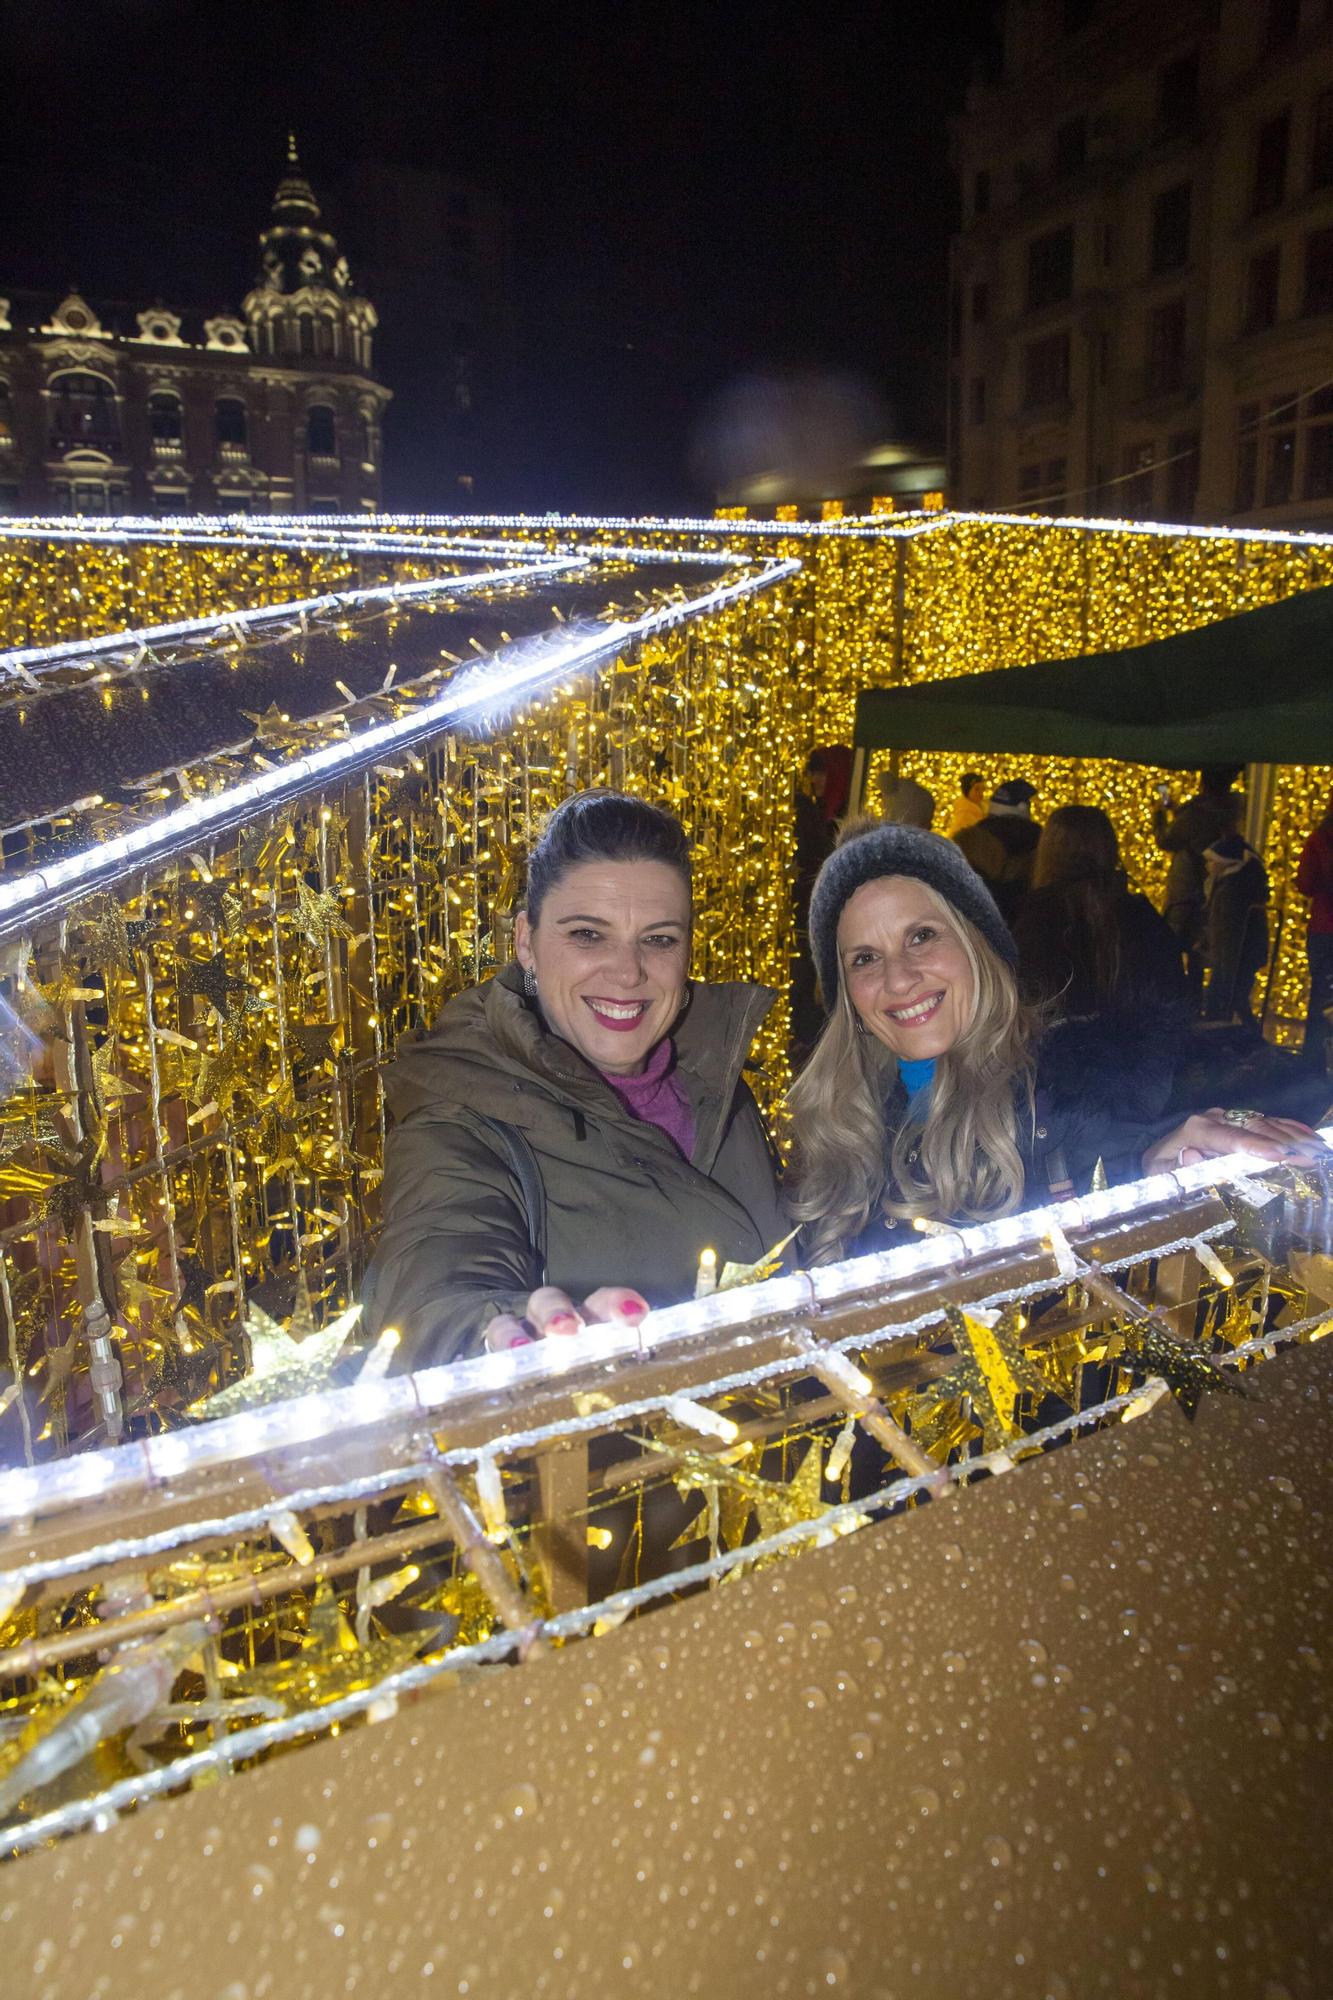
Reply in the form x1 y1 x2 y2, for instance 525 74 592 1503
0 0 1001 511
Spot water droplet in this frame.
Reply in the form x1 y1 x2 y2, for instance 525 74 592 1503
981 1835 1012 1869
810 1618 833 1642
496 1782 541 1825
1018 1637 1048 1667
802 1685 828 1711
942 1650 967 1674
907 1786 940 1817
244 1863 274 1897
862 1636 884 1666
938 1542 962 1562
848 1732 875 1762
293 1823 321 1858
818 1947 850 1985
1257 1711 1283 1738
835 1583 859 1606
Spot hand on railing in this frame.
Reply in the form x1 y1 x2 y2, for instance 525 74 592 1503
1142 1108 1328 1175
484 1285 650 1352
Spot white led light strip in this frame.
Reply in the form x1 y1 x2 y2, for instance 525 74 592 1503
0 1124 1317 1530
0 555 582 684
243 508 1333 550
0 554 798 935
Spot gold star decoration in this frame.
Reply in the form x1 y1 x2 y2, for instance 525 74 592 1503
0 1088 67 1165
906 1304 1067 1457
294 882 353 953
192 1016 248 1117
124 913 161 953
189 1296 362 1420
178 950 243 1020
76 894 131 974
670 1436 830 1555
39 1139 106 1238
1108 1314 1247 1421
228 1581 428 1712
188 878 244 935
289 1020 340 1072
241 702 298 745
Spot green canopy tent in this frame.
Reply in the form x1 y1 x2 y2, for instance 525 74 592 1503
853 581 1333 770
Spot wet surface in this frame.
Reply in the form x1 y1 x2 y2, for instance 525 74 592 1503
4 1336 1330 1998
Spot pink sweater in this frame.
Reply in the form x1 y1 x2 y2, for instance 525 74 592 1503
599 1037 696 1162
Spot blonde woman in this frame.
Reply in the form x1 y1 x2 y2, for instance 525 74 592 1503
788 822 1325 1266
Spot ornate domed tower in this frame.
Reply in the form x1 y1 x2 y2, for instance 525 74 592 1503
240 137 387 512
243 137 379 375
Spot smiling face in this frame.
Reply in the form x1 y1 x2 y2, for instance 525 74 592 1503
514 858 691 1076
837 875 977 1061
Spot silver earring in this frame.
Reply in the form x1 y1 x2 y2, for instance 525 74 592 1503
523 967 538 998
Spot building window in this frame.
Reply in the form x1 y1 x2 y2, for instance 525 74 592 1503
1121 443 1156 518
968 377 987 425
298 317 315 357
148 391 183 442
1264 393 1298 505
1312 86 1333 189
1303 226 1333 314
1252 110 1291 215
1146 297 1188 395
1022 330 1071 408
1303 386 1333 498
970 281 989 324
1158 50 1199 134
1053 118 1087 175
307 404 337 457
1243 244 1281 332
1235 402 1260 511
215 398 247 449
49 372 119 452
1150 183 1191 274
1165 431 1200 519
972 169 990 218
1027 226 1074 310
1264 0 1301 49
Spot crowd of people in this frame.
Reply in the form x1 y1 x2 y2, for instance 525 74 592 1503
364 777 1329 1366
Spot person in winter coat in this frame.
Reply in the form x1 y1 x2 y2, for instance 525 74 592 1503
1153 766 1243 992
1296 795 1333 1061
785 821 1323 1265
361 791 787 1365
1201 832 1270 1028
944 771 987 841
953 778 1041 922
1013 805 1188 1121
791 747 850 1062
877 773 936 828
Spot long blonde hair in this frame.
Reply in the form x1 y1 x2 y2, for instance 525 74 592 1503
788 882 1038 1264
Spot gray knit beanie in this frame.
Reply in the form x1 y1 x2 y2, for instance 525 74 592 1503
808 822 1017 1004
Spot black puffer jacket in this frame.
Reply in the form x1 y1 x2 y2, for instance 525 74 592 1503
845 1034 1178 1259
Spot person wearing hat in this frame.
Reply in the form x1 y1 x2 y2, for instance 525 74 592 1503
1201 831 1270 1029
953 777 1041 922
786 820 1323 1265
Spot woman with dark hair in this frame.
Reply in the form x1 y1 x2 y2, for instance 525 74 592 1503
1013 805 1188 1117
363 792 786 1363
787 822 1323 1265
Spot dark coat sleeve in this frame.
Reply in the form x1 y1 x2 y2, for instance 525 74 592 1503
359 1109 543 1366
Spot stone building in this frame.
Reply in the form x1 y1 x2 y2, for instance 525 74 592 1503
0 140 389 516
948 0 1333 529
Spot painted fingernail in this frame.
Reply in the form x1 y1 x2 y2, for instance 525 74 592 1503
548 1312 579 1334
509 1333 534 1347
620 1295 647 1319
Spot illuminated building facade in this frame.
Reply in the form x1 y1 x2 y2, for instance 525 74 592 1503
0 142 389 517
949 0 1333 528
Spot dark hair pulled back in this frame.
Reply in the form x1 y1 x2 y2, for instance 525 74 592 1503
523 790 692 926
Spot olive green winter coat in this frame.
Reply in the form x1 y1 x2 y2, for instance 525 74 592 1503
361 965 787 1365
